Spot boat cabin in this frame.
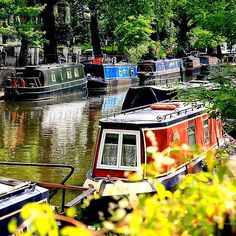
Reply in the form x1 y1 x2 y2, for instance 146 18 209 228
11 64 85 87
199 55 219 65
84 63 137 80
84 101 224 195
198 55 219 75
183 56 202 76
137 59 184 86
138 59 183 74
4 63 87 100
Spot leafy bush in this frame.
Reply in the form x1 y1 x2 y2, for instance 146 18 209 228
10 137 236 235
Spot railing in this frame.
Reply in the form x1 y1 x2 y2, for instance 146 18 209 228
108 100 207 120
0 162 95 212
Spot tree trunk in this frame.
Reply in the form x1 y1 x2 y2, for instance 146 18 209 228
173 13 196 58
206 46 214 55
18 36 29 67
216 45 222 59
41 0 58 63
89 0 102 57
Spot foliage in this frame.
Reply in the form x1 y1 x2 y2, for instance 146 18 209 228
80 43 93 51
11 134 236 236
188 27 226 50
127 44 150 64
127 41 161 63
114 15 154 51
176 65 236 134
103 45 119 55
0 0 45 47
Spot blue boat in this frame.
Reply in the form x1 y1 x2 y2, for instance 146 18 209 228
84 62 139 93
137 59 185 85
0 177 49 235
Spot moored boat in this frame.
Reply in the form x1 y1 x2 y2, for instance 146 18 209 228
121 80 219 110
84 61 139 93
137 58 185 85
83 101 225 197
0 177 49 235
4 63 87 101
198 55 219 74
183 56 202 76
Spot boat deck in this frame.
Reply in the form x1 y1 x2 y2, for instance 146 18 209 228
101 102 207 127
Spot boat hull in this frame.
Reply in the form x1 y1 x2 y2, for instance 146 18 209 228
83 154 205 197
87 77 139 93
0 182 48 235
4 80 87 101
137 59 185 85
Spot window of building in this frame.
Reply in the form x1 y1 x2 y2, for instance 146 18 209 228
98 129 141 171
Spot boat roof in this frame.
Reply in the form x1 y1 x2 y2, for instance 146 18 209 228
24 63 83 72
138 59 182 64
90 62 136 67
0 177 32 198
100 101 207 129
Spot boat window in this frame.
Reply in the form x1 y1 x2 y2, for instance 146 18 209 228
51 71 56 82
101 133 119 166
60 70 63 80
98 130 141 171
203 119 210 144
74 68 79 77
119 68 122 77
67 69 72 79
188 123 196 145
130 68 134 77
121 134 137 167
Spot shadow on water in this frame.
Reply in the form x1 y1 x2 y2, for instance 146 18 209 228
0 90 127 207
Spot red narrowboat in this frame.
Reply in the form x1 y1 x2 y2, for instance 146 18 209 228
83 101 225 196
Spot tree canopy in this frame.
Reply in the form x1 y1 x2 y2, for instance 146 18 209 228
1 0 236 64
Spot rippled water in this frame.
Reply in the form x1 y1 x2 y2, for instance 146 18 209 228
0 90 127 206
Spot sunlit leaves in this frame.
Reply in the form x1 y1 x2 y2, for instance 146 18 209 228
114 15 154 50
0 1 44 46
11 143 236 236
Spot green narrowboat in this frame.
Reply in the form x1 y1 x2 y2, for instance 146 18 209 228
4 63 87 101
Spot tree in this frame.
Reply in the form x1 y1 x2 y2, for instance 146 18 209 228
0 0 44 66
114 15 154 50
88 0 102 57
176 65 236 135
54 0 72 47
40 0 58 63
70 0 90 45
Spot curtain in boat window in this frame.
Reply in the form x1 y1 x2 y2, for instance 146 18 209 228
121 134 137 167
101 133 118 165
102 144 118 165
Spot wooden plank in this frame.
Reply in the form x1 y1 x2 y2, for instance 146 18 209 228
65 188 96 208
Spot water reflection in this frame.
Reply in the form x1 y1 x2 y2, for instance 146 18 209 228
0 91 126 190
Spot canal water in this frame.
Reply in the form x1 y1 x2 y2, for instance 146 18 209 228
0 90 127 206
